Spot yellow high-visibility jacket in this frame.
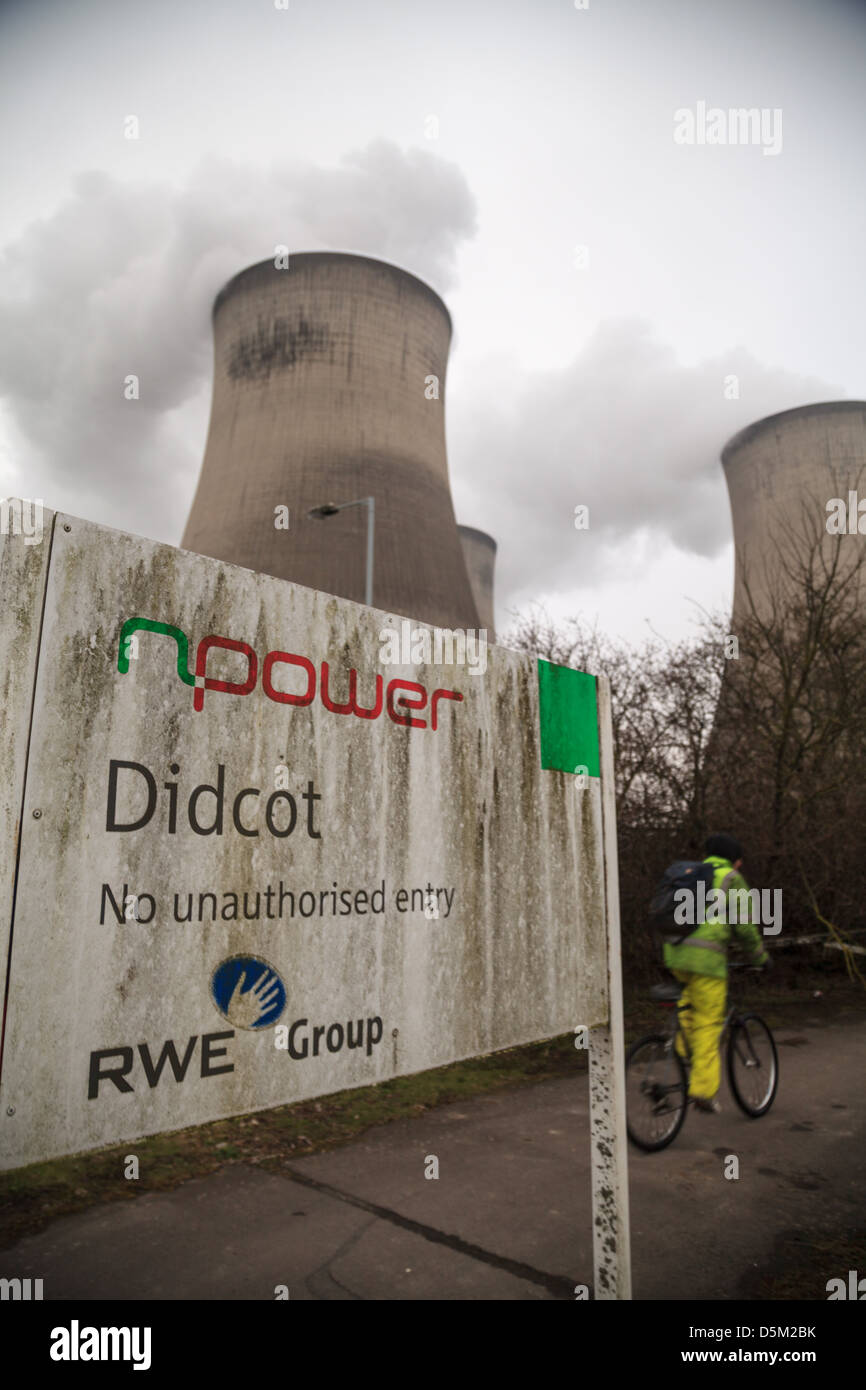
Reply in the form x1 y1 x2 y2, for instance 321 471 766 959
662 855 769 980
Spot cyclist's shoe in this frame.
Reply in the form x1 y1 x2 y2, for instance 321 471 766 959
692 1096 722 1114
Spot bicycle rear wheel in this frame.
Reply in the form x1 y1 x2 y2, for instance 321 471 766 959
626 1034 688 1151
727 1014 778 1117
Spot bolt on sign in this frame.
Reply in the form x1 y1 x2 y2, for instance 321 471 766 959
0 507 630 1298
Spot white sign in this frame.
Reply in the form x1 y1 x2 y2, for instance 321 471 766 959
0 508 629 1296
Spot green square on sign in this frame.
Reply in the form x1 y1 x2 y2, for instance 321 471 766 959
537 660 600 777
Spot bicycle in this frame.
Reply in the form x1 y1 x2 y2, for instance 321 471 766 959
626 962 779 1151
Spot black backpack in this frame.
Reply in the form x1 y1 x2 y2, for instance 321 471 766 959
649 860 715 945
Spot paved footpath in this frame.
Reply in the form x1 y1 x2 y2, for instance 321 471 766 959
2 1014 864 1300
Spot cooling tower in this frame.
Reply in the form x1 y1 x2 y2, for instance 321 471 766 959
457 525 497 638
182 252 480 630
722 400 866 624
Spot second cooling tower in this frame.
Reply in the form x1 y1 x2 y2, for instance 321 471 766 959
722 400 866 624
183 253 480 629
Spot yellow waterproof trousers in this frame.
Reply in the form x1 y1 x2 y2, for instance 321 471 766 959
672 970 727 1100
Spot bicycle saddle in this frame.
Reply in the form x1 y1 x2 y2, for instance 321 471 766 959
649 980 684 1002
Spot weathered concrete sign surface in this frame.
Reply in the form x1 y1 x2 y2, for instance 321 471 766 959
0 510 611 1173
0 504 54 1010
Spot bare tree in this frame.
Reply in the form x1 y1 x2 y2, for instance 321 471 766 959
504 496 866 980
710 490 866 938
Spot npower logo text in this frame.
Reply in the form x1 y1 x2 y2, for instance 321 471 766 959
116 618 463 730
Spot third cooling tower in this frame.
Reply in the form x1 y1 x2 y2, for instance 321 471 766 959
182 252 480 631
457 525 497 639
722 400 866 624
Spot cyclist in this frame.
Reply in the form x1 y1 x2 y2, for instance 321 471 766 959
663 833 771 1113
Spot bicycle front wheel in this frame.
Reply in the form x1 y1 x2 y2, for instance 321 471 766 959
626 1034 688 1151
727 1014 778 1117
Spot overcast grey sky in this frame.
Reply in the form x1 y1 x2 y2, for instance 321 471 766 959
1 0 864 641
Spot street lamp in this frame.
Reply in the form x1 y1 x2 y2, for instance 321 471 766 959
307 496 375 608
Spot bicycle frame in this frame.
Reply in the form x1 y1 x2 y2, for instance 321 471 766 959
627 964 776 1150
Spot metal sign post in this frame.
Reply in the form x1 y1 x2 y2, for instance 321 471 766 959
589 675 632 1299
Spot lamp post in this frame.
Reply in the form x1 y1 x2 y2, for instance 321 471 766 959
307 496 375 608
